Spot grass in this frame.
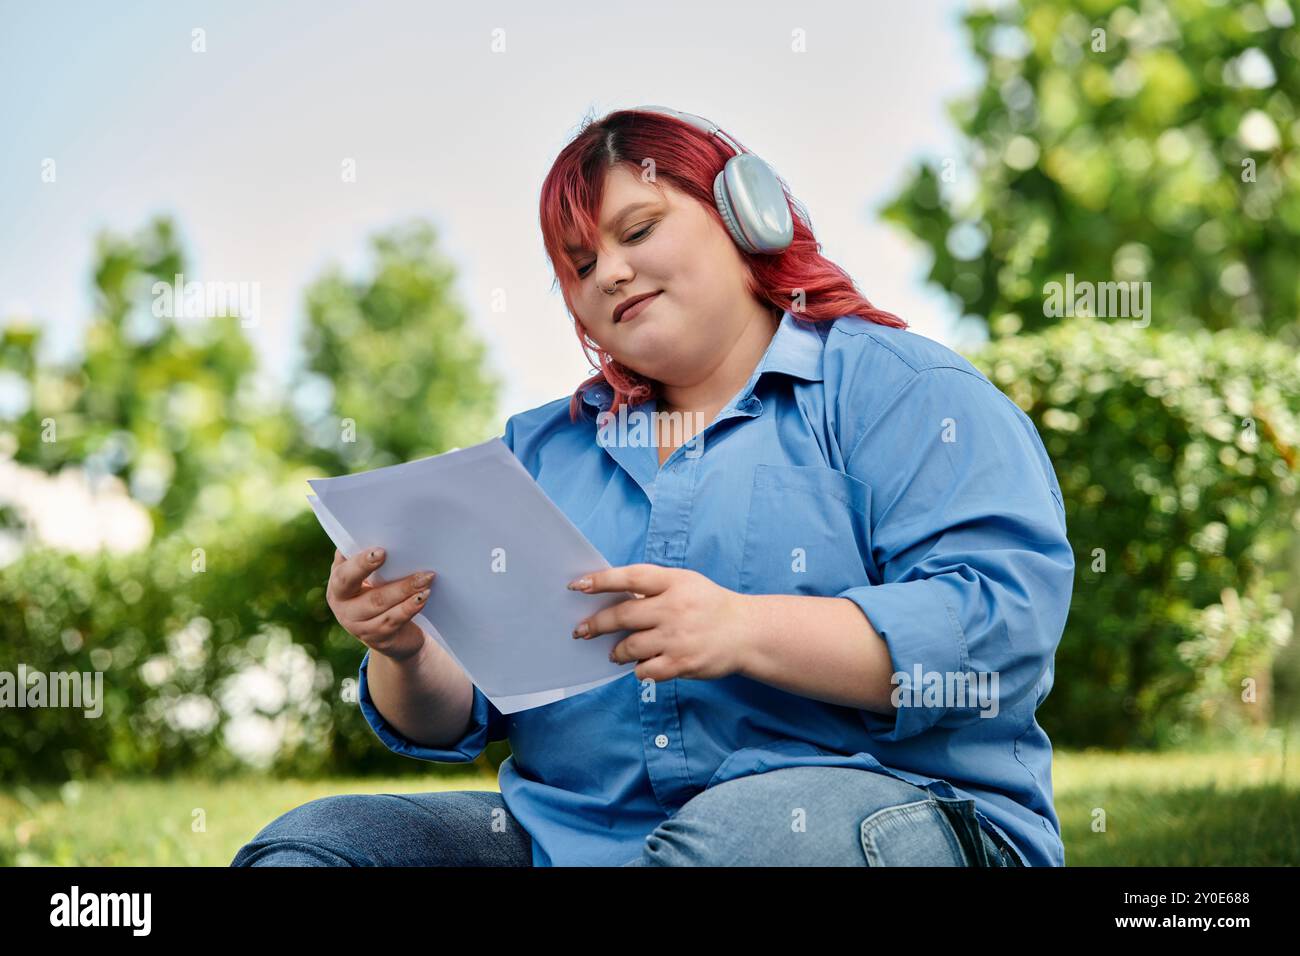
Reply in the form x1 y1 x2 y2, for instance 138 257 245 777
2 742 1296 865
1054 743 1299 865
0 772 499 866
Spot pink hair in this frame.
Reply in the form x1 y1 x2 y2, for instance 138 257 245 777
538 107 907 423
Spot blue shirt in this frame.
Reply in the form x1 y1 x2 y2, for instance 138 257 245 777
357 310 1075 867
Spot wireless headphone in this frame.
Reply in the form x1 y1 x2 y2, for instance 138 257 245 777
629 105 794 255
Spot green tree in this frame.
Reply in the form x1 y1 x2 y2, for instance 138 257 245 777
4 217 280 536
292 221 501 474
883 0 1300 343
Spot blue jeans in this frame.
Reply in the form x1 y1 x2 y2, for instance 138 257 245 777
231 766 1023 867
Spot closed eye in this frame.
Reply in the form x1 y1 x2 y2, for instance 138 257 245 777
576 223 655 279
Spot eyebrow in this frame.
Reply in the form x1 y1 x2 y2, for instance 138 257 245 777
564 201 660 254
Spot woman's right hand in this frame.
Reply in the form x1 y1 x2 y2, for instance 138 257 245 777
326 547 435 662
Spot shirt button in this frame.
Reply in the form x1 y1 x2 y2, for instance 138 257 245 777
654 733 669 748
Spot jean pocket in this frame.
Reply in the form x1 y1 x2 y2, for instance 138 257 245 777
858 797 970 866
928 795 995 867
980 824 1026 867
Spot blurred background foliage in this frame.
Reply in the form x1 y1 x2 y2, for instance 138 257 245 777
884 0 1300 343
971 319 1298 747
0 217 502 782
885 0 1300 750
1 0 1298 782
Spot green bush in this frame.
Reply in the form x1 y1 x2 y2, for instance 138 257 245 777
3 514 348 782
972 316 1299 748
0 505 517 784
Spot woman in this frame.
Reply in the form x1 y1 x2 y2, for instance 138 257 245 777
232 106 1074 867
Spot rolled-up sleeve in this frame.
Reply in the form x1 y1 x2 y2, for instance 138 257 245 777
357 647 508 762
835 366 1075 741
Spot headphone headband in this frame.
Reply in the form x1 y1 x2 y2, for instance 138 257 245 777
622 105 793 256
631 105 745 157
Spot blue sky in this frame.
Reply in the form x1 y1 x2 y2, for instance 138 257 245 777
0 0 984 430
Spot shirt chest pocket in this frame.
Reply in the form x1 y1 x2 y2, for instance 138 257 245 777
738 463 878 597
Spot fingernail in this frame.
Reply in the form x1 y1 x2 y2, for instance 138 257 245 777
414 571 435 587
370 548 385 563
568 576 591 591
415 589 429 603
572 622 589 637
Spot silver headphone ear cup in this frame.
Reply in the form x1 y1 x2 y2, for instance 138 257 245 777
713 169 755 254
631 104 793 254
718 155 794 255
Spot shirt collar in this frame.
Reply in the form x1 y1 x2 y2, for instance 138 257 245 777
580 309 827 413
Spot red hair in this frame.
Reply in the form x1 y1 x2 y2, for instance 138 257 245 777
538 107 907 423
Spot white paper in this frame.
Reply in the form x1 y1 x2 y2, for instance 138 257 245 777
306 438 636 715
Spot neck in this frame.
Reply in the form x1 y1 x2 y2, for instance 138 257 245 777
659 302 782 415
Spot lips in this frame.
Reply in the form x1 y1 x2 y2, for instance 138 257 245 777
614 291 662 324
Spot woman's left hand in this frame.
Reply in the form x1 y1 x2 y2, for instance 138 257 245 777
568 564 755 682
